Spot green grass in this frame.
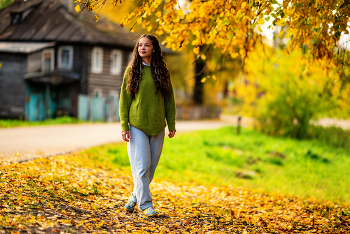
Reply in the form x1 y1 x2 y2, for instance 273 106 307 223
79 126 350 203
0 116 88 128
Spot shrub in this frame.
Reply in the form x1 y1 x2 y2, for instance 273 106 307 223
238 47 350 140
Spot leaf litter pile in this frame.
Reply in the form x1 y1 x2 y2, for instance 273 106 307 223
1 154 349 234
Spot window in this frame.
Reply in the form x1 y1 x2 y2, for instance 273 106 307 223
110 49 122 75
42 49 54 72
58 46 73 69
11 13 22 25
91 47 103 73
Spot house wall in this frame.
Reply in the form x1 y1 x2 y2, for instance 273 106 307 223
28 45 85 74
27 51 41 73
88 47 132 97
78 45 89 95
0 53 27 119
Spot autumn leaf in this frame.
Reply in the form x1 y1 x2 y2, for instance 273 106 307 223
75 4 81 12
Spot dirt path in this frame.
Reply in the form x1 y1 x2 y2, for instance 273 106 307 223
0 120 229 161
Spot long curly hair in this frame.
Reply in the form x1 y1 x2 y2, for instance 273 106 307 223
127 34 171 97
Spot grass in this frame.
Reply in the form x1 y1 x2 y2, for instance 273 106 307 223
0 116 88 128
78 126 350 204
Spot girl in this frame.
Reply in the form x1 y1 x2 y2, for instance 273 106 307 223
119 34 176 217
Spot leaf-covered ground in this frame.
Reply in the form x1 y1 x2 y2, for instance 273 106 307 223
1 154 349 234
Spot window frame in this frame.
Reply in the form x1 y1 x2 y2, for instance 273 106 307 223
58 46 74 70
91 47 103 74
41 48 55 72
110 49 122 75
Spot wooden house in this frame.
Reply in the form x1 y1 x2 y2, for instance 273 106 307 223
0 0 137 121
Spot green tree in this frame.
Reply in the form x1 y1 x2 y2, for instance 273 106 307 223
0 0 13 9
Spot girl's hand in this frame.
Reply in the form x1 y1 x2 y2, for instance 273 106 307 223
122 131 130 142
168 131 176 138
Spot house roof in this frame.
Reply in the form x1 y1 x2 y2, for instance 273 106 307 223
0 0 138 48
0 42 54 53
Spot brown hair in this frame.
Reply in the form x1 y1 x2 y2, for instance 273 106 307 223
127 34 171 97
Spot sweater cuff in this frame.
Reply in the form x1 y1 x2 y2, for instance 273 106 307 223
168 123 176 132
121 122 130 132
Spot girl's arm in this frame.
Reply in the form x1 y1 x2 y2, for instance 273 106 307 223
119 67 133 133
164 79 176 134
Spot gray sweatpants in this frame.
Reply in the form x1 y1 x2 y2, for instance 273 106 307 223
127 125 165 210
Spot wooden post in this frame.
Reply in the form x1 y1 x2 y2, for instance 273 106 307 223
237 116 242 135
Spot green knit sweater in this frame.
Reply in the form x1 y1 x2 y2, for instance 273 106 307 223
119 65 176 135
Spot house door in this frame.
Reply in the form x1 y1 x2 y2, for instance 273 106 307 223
25 84 49 121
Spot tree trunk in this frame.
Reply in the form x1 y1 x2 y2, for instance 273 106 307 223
193 58 205 105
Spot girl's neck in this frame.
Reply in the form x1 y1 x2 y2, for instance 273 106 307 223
142 57 151 66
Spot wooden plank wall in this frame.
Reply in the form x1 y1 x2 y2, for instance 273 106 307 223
88 47 132 97
77 45 89 95
0 53 27 119
27 51 41 73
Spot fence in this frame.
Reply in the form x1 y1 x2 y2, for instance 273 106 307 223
78 94 120 122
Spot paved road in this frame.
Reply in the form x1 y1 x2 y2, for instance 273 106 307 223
0 120 232 161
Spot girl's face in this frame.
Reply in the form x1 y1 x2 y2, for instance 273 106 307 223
138 37 154 61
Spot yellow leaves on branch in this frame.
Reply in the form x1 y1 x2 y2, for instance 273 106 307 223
94 14 100 22
83 0 350 72
201 75 216 83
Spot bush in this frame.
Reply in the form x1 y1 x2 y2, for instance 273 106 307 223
238 48 350 140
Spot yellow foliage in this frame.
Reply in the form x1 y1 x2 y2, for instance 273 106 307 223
75 4 81 12
193 46 200 55
198 1 213 18
86 0 350 76
279 29 284 38
237 47 350 135
176 9 184 17
257 18 264 25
